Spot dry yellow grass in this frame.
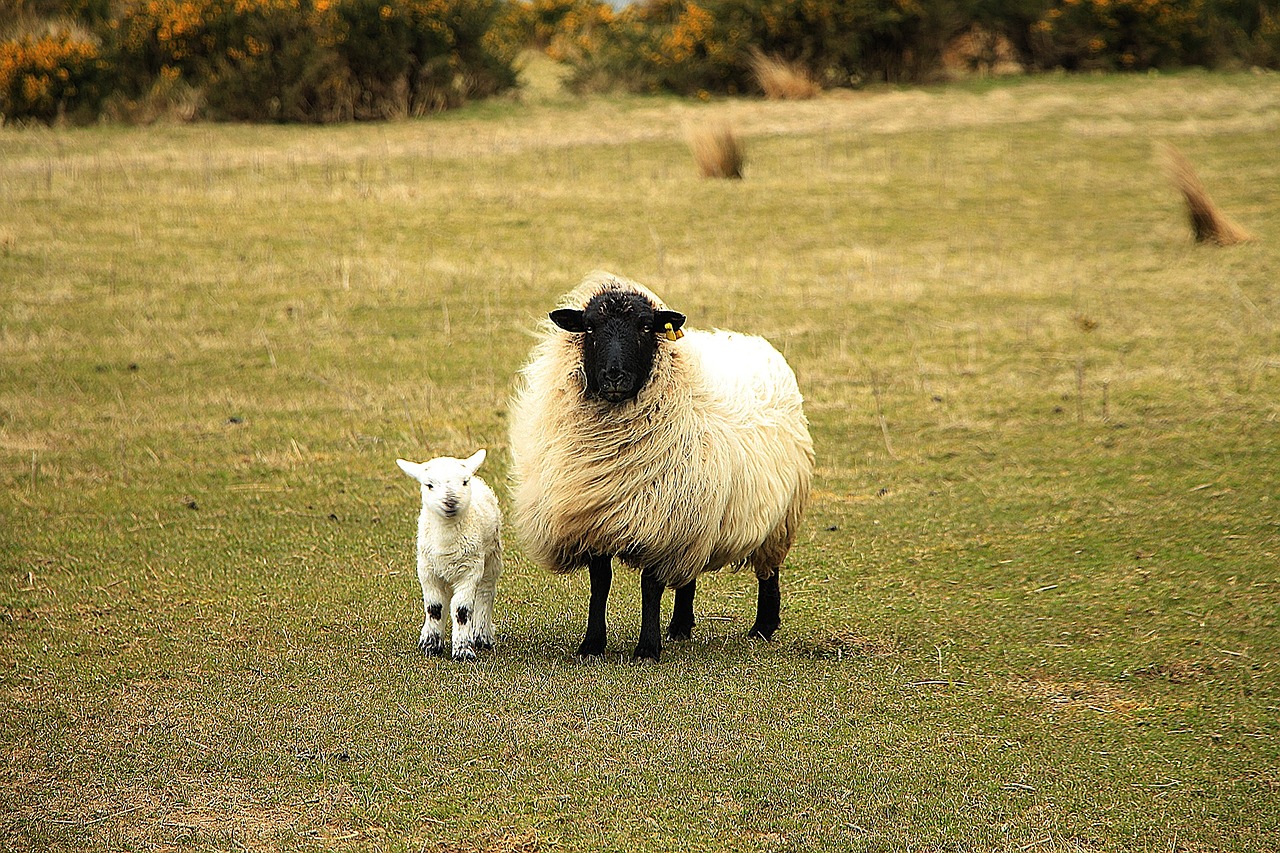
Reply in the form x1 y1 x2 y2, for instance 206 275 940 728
1159 141 1255 245
687 123 745 179
748 48 821 100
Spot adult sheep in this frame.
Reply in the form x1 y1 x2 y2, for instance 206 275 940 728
509 271 814 661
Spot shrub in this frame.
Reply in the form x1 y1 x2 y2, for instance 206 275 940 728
560 0 973 95
0 27 107 124
1027 0 1212 71
688 123 745 177
106 0 518 121
748 47 820 98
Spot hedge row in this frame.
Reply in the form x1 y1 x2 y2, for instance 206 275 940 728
551 0 1280 95
2 0 521 123
2 0 1277 123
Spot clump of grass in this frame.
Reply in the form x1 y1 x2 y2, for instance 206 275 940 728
688 124 745 179
1159 142 1254 246
748 48 821 100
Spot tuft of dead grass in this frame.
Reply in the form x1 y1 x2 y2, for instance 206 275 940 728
688 124 745 179
748 48 821 100
1158 142 1254 246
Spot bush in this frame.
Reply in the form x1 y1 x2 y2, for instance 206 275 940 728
1027 0 1212 71
559 0 975 95
0 28 107 124
105 0 518 121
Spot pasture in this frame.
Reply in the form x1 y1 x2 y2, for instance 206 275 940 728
1 68 1278 852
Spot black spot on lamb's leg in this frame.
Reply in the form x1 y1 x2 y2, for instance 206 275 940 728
577 554 612 658
633 568 665 662
456 606 470 626
427 603 443 621
667 578 696 641
748 571 781 641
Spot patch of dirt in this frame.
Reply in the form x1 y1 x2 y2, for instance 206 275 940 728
432 829 541 853
797 629 899 660
1008 677 1148 715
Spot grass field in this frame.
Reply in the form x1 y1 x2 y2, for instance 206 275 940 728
2 67 1278 852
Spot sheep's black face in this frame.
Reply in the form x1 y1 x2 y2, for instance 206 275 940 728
551 291 685 404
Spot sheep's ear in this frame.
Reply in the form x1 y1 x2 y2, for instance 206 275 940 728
462 449 486 475
397 459 426 483
550 309 587 333
655 310 686 340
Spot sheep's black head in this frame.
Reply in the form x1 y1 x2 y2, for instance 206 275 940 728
551 289 686 404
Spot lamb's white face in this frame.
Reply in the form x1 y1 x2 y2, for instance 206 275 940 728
397 450 486 521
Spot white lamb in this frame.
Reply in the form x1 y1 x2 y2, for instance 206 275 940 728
396 449 502 661
509 271 814 662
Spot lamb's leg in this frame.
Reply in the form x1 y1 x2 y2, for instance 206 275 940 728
449 580 480 662
577 554 612 658
633 568 665 662
472 585 496 651
418 572 449 655
667 578 696 641
747 570 781 641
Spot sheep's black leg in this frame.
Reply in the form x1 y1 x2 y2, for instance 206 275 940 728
747 572 781 640
634 568 665 662
667 578 696 641
577 554 612 658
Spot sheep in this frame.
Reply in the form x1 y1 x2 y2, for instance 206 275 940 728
508 271 814 662
396 449 502 661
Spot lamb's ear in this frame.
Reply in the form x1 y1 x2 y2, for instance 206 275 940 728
462 449 486 475
397 459 426 483
654 310 686 340
550 308 587 333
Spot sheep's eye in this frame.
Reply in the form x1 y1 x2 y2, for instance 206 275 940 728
641 323 652 333
426 483 434 490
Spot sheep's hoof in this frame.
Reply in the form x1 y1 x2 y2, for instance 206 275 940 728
632 643 661 664
746 624 777 641
576 637 606 658
418 635 444 655
666 626 694 642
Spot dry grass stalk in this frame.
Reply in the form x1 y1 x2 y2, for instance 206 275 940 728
689 125 745 179
748 48 821 100
1159 142 1254 246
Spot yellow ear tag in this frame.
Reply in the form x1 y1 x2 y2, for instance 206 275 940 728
664 322 684 341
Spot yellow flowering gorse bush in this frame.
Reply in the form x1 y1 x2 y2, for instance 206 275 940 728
0 29 106 123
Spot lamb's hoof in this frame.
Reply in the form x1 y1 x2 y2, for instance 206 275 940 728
747 624 778 641
452 646 478 662
475 639 494 652
418 635 444 655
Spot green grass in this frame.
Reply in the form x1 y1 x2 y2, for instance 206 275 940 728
2 70 1278 852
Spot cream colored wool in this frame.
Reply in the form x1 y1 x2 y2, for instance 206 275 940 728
509 271 814 588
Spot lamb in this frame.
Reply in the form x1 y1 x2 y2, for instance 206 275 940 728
396 449 502 661
508 271 814 662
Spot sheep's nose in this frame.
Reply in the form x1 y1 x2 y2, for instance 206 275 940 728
602 367 628 387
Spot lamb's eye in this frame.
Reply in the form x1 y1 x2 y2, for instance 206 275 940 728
462 479 470 486
426 483 434 490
